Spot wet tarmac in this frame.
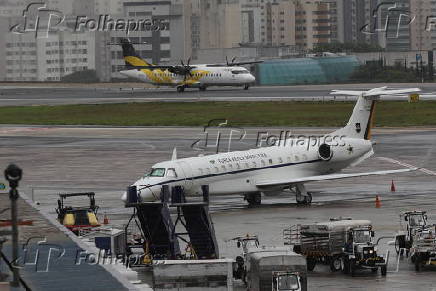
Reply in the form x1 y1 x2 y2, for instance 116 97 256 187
1 83 436 105
0 125 435 290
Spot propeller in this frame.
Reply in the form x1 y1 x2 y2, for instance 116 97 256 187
226 56 237 66
178 57 193 81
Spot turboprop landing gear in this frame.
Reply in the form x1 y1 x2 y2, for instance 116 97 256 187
244 84 249 90
177 85 185 93
294 184 312 205
245 192 261 206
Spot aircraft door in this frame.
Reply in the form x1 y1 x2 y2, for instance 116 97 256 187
176 161 194 190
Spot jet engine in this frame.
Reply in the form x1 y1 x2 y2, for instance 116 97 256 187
318 143 333 161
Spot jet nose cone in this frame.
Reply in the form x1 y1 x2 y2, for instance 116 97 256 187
121 191 127 202
248 74 255 83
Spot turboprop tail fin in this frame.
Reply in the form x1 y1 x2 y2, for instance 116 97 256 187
119 38 151 68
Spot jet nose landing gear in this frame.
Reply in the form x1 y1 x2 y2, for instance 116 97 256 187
294 184 312 205
245 192 262 206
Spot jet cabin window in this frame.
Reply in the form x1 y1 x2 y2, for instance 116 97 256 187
149 168 165 177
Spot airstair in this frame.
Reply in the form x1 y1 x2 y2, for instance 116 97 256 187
125 185 218 262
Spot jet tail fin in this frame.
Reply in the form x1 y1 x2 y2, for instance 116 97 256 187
330 87 420 140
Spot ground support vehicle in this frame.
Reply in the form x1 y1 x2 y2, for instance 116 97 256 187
394 211 428 256
231 236 307 291
285 218 387 276
56 192 100 234
410 224 436 271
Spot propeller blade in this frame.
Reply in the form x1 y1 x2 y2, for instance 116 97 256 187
231 57 236 64
187 57 191 66
226 56 229 66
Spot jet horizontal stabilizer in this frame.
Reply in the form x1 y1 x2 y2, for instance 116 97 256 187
331 87 421 97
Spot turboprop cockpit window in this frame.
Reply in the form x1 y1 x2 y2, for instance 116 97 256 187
149 168 165 177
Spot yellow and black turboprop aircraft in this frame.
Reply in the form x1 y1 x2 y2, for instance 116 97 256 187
116 38 261 92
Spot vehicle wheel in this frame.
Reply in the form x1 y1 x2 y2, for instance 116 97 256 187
349 259 356 277
381 265 387 276
293 245 301 254
411 254 416 263
395 236 405 255
341 257 349 274
415 255 421 272
307 257 316 271
246 193 261 206
244 84 249 90
177 86 185 93
330 256 342 272
199 85 207 91
371 268 378 273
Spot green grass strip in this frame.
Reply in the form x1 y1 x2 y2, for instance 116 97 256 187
0 101 435 127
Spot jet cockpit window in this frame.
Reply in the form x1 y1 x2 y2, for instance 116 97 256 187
166 168 177 178
149 168 165 177
232 70 249 74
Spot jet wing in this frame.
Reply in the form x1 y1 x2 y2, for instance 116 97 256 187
208 61 264 67
256 168 417 188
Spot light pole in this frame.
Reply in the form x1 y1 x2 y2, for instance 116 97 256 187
4 164 22 287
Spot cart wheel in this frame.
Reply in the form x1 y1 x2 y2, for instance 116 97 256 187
341 257 349 274
307 257 316 271
330 256 342 272
349 260 356 277
381 265 387 276
411 254 416 263
415 255 421 272
371 268 378 273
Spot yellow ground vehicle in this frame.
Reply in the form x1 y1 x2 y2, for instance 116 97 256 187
56 192 100 234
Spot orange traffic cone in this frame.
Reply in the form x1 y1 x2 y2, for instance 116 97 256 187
103 213 109 225
391 180 396 192
375 195 381 208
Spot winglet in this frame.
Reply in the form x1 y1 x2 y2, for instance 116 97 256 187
171 147 177 160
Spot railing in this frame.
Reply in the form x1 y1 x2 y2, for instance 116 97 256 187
283 225 301 246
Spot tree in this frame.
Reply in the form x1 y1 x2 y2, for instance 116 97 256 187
61 70 99 83
312 42 384 53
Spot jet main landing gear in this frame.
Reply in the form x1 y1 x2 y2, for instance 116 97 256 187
245 192 261 206
294 184 312 205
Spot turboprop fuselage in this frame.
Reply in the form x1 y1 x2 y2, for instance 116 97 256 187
119 65 255 88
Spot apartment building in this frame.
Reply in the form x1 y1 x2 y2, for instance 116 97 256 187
4 28 95 81
294 0 335 50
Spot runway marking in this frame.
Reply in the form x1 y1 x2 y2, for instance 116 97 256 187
0 127 53 134
377 157 436 176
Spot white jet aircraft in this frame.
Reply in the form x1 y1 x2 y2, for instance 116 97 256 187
122 87 421 206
